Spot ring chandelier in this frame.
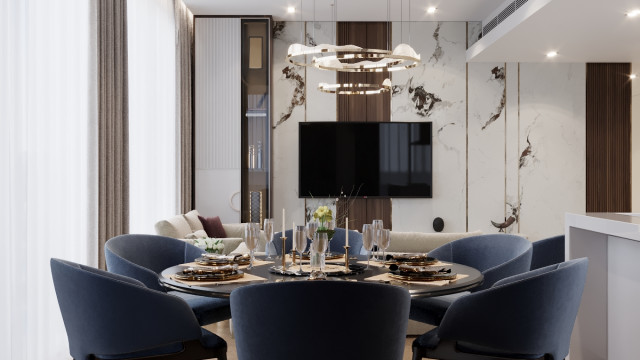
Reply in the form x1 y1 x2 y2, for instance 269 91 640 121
318 79 392 95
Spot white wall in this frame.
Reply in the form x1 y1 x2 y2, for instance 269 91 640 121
633 63 640 212
271 21 586 240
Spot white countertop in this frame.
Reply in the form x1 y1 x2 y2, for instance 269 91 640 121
566 212 640 242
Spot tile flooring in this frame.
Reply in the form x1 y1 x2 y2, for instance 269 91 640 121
205 320 428 360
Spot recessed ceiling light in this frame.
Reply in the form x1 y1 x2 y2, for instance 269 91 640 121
631 74 637 79
427 7 437 14
626 9 640 17
546 51 558 58
287 6 296 14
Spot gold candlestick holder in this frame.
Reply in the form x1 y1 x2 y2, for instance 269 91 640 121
343 245 351 273
281 236 287 270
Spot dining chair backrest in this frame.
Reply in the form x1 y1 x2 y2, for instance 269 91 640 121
428 234 532 291
328 228 363 255
230 281 410 360
435 257 588 360
530 235 565 270
105 234 203 291
50 258 204 360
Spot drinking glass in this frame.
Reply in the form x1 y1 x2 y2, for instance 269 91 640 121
263 218 274 259
306 221 318 245
325 220 335 256
362 224 374 269
245 222 259 269
294 225 307 274
313 232 328 270
378 229 391 262
372 219 383 261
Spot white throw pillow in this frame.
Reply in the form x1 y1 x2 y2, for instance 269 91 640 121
183 210 204 232
154 215 192 239
184 229 208 239
230 241 250 255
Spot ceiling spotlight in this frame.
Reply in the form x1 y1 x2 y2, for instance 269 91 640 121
427 7 437 14
287 6 296 14
631 74 637 79
626 9 640 17
546 51 558 58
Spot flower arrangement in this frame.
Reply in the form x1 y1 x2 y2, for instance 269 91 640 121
194 237 225 254
313 205 335 240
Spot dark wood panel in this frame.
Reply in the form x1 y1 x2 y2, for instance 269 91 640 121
335 22 392 229
586 63 631 212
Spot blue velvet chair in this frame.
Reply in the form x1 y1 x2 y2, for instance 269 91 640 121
412 258 588 360
531 235 565 270
410 234 532 326
105 234 231 326
50 258 227 360
230 281 410 360
273 227 363 255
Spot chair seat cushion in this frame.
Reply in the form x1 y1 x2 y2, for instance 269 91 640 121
409 292 469 326
456 341 545 359
98 328 225 359
170 291 232 325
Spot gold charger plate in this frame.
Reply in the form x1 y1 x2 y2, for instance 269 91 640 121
388 272 457 282
174 269 244 282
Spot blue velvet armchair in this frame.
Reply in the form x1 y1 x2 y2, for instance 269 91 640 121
105 234 231 326
50 258 227 360
412 258 588 360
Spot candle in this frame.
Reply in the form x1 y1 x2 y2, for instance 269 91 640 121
282 208 285 234
346 217 349 247
292 221 295 249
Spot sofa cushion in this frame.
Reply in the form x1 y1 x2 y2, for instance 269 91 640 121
184 229 208 239
199 215 228 238
154 215 192 239
387 230 482 253
183 210 204 232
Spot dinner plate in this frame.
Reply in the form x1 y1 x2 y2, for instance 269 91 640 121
195 254 251 266
384 254 438 266
388 271 457 282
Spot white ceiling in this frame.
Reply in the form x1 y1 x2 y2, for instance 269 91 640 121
183 0 640 63
183 0 505 22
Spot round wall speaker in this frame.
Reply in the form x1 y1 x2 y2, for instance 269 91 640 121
433 217 444 232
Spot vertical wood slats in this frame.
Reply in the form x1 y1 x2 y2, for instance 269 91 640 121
335 22 392 231
586 63 631 212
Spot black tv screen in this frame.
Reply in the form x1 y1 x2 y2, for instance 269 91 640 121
299 122 432 198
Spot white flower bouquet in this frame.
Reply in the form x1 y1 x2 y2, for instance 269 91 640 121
194 237 225 254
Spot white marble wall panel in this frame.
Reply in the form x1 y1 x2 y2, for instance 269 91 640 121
305 22 336 122
505 63 520 234
391 22 467 233
467 22 482 49
272 21 307 228
467 62 507 233
518 63 586 240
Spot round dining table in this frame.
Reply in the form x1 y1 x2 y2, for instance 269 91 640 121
160 255 483 299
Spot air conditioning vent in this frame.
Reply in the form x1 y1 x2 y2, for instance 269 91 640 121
482 0 529 37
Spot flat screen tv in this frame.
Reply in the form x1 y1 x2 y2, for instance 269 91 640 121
299 121 432 198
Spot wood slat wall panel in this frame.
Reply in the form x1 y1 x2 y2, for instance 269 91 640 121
586 63 631 212
336 22 392 230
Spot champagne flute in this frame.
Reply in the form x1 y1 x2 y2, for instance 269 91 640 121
245 223 259 269
306 221 318 247
378 229 390 262
313 232 328 272
294 225 307 274
263 218 274 259
326 220 335 256
372 219 383 261
362 224 374 269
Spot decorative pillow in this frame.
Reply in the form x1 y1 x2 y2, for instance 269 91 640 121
198 215 227 238
154 215 192 239
184 229 208 239
183 210 204 232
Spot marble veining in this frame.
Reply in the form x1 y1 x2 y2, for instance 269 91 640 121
429 23 443 64
467 21 482 49
274 66 305 128
482 66 506 130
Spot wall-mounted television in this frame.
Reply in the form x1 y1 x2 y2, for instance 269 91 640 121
298 121 432 198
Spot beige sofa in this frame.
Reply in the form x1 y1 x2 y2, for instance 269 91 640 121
386 230 483 254
154 210 267 255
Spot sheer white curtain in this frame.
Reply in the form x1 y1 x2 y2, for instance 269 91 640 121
0 0 97 358
128 0 179 234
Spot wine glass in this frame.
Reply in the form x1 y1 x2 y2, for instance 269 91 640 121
362 224 374 269
263 218 274 259
294 225 307 274
245 223 259 269
306 221 318 245
325 220 335 256
378 229 391 262
311 232 329 278
372 219 383 261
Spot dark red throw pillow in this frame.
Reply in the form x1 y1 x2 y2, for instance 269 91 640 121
198 215 227 238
